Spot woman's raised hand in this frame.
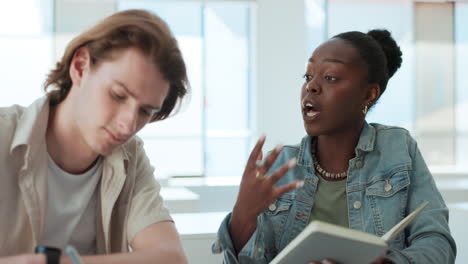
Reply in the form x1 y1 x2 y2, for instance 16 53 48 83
229 136 303 253
234 135 302 220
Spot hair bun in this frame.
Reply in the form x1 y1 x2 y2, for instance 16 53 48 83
367 29 402 78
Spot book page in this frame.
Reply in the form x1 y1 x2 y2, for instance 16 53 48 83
381 201 429 242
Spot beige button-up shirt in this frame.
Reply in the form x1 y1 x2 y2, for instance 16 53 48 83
0 97 172 256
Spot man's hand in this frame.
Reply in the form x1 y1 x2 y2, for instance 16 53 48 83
0 254 45 264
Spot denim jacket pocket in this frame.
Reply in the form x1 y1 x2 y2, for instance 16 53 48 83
264 198 293 216
366 169 410 197
365 168 410 239
263 197 293 235
261 195 294 259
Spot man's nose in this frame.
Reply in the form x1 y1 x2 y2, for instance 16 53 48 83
117 108 138 137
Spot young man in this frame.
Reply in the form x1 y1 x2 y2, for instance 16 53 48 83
0 9 189 264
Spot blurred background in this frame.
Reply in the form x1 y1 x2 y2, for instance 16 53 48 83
1 0 467 263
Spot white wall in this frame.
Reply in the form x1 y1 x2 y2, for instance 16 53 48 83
255 0 308 151
54 0 115 61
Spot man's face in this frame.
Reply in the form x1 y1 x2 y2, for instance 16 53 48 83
70 47 169 156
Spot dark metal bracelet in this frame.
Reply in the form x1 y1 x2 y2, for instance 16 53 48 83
35 245 62 264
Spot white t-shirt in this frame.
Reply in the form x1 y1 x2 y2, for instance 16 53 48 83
39 154 102 254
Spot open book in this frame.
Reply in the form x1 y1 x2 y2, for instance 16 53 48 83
270 201 428 264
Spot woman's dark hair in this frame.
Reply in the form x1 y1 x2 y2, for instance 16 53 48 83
332 29 402 99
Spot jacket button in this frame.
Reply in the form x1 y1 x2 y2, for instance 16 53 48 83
355 160 364 168
384 183 392 192
353 201 362 209
268 203 277 211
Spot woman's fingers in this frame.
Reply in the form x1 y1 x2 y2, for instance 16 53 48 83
253 151 264 178
239 136 304 217
272 180 304 198
245 135 266 176
268 158 297 184
321 259 337 264
309 260 336 264
371 255 385 264
256 144 283 177
256 150 263 162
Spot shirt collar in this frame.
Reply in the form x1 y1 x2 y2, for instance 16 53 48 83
9 95 130 170
9 96 50 159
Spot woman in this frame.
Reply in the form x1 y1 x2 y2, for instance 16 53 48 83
213 29 456 263
0 9 188 264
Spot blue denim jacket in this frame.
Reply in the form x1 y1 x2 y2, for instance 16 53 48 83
213 123 456 263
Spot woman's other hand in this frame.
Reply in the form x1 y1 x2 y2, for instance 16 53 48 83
309 259 337 264
308 254 388 264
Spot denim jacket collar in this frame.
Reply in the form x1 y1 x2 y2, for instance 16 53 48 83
297 136 313 167
355 121 376 154
296 121 376 168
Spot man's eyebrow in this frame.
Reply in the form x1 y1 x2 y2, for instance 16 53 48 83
114 80 161 110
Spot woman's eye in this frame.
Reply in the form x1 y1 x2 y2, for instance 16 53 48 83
324 75 337 81
303 74 313 82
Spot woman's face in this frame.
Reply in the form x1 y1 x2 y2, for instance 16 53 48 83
301 38 373 137
69 47 169 156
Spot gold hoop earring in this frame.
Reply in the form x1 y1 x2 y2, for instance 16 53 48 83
362 105 368 115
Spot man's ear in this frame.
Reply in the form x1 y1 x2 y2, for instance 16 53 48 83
366 83 381 106
69 47 91 87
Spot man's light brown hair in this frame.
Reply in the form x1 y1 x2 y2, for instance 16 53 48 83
44 9 189 122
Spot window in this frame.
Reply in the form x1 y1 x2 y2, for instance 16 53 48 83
119 1 255 178
0 0 254 180
455 1 468 168
3 0 464 176
306 0 468 169
325 0 415 133
0 0 53 107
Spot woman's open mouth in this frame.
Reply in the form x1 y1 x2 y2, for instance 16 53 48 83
303 102 320 120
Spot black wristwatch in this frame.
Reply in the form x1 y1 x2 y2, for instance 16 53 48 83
35 245 61 264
